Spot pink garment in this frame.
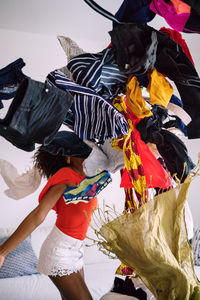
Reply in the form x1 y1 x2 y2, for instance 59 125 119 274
150 0 190 32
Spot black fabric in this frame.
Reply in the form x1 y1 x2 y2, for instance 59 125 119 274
0 77 73 151
184 8 200 33
136 106 195 182
109 23 158 75
111 277 147 300
40 131 92 159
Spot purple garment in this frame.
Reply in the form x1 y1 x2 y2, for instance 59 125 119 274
150 0 190 32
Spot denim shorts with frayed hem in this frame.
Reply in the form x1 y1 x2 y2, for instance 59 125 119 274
0 77 73 151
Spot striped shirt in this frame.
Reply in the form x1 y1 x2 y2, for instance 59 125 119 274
46 70 128 142
67 47 128 100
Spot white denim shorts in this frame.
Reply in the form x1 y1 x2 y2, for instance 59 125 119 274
37 225 84 277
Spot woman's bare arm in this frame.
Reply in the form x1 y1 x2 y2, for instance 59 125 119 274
0 183 68 266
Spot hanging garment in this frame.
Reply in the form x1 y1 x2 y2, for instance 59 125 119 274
63 170 112 204
91 168 200 300
46 70 128 142
136 105 195 182
114 0 155 25
0 58 26 109
0 77 73 151
83 139 125 177
159 27 195 64
67 47 128 101
0 159 41 200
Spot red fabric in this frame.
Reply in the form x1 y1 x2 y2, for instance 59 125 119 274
120 101 172 189
159 27 195 65
39 167 97 240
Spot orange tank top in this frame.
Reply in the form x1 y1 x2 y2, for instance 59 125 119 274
39 167 97 240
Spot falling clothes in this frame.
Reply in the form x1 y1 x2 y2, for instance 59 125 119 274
181 0 200 14
40 130 92 159
0 77 73 151
126 76 152 118
57 36 85 63
67 47 128 101
63 170 112 204
109 24 158 75
0 159 41 200
83 139 125 177
154 29 200 138
150 0 191 32
136 105 195 182
146 67 173 107
114 0 155 25
159 27 195 65
46 70 129 142
92 170 200 300
0 58 26 109
112 97 172 203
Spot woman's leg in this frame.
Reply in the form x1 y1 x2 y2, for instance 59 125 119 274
49 270 92 300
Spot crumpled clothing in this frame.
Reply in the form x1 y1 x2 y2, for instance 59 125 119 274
126 76 152 118
0 159 41 200
0 77 73 151
109 23 158 75
67 47 128 100
83 139 124 177
57 36 85 62
136 105 195 182
147 68 173 107
47 70 128 142
114 0 155 25
63 170 112 204
93 169 200 300
0 58 26 109
150 0 191 32
159 27 195 64
112 97 172 205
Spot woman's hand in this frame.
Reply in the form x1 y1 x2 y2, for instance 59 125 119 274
0 254 5 268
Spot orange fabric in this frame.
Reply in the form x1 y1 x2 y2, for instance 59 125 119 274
39 167 97 240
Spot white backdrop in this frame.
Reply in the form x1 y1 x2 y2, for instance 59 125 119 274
0 0 200 231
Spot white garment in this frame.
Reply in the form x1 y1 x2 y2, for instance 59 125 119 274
83 139 124 177
0 159 41 200
38 226 84 277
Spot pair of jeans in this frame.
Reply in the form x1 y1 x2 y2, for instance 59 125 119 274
0 77 73 151
0 58 26 109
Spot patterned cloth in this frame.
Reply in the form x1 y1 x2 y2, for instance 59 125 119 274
63 170 112 204
46 70 128 142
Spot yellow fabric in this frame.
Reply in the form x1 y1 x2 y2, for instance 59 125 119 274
147 68 173 108
93 168 200 299
126 76 152 118
112 96 147 206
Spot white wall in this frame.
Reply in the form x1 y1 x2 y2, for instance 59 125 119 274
0 2 200 231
